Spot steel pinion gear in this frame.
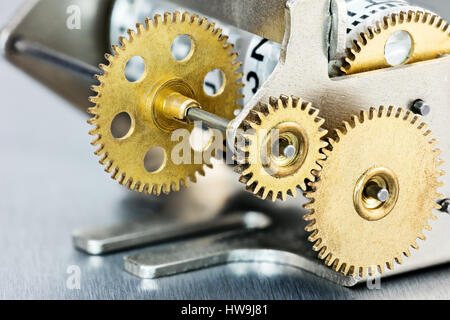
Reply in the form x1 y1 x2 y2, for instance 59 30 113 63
88 12 242 195
304 106 445 277
341 11 450 75
235 95 328 201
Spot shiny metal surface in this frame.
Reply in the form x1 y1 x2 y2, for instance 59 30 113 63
226 0 450 278
1 0 113 110
14 39 101 80
169 0 287 43
73 211 271 255
1 0 450 300
124 207 357 286
186 107 230 133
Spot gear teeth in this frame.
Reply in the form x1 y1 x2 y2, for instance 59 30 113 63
162 12 171 24
308 230 319 243
236 95 328 200
98 154 109 167
94 145 105 156
302 211 315 222
189 173 198 184
340 10 450 75
306 106 445 277
136 23 145 35
104 53 113 62
90 11 242 197
154 14 163 26
127 29 136 41
88 125 100 136
305 220 316 232
90 136 102 147
189 14 199 25
87 116 99 125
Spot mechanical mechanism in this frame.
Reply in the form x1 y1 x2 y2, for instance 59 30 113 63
2 0 450 285
87 0 450 278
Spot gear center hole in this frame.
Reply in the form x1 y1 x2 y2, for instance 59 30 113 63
354 168 399 221
263 123 308 178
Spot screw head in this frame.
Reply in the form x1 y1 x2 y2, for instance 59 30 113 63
411 100 431 116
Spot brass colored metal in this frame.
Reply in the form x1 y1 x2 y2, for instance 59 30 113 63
158 91 199 121
341 11 450 75
304 106 446 277
353 167 399 221
235 96 328 201
88 12 242 195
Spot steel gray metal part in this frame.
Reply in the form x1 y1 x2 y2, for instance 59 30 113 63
1 0 113 110
439 199 450 213
124 207 359 287
227 0 450 193
13 39 101 80
186 107 230 133
410 99 431 116
169 0 287 43
73 211 271 255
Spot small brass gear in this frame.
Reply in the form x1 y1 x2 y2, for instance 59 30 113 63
341 11 450 75
235 95 328 201
88 12 242 195
304 106 445 277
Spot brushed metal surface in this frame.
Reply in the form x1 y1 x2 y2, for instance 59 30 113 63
1 0 450 300
73 211 272 255
123 207 358 287
1 0 113 110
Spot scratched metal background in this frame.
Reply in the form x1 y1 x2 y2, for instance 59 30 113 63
0 0 449 300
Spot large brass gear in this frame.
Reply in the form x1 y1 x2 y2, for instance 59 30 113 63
341 11 450 75
235 95 328 201
304 106 445 277
88 12 242 195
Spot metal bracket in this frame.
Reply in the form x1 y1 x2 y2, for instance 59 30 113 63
74 199 359 287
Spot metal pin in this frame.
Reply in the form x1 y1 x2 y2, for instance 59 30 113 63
13 39 101 80
365 183 390 203
186 107 230 133
283 145 296 159
439 199 450 214
410 99 431 116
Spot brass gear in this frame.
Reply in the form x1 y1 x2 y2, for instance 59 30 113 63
88 12 242 195
235 95 328 201
341 11 450 75
304 106 445 277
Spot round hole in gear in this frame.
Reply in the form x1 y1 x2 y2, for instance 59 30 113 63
263 123 308 178
384 30 413 66
354 167 400 221
203 69 226 97
144 147 167 173
124 56 146 82
111 112 134 139
171 34 194 62
190 125 213 152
